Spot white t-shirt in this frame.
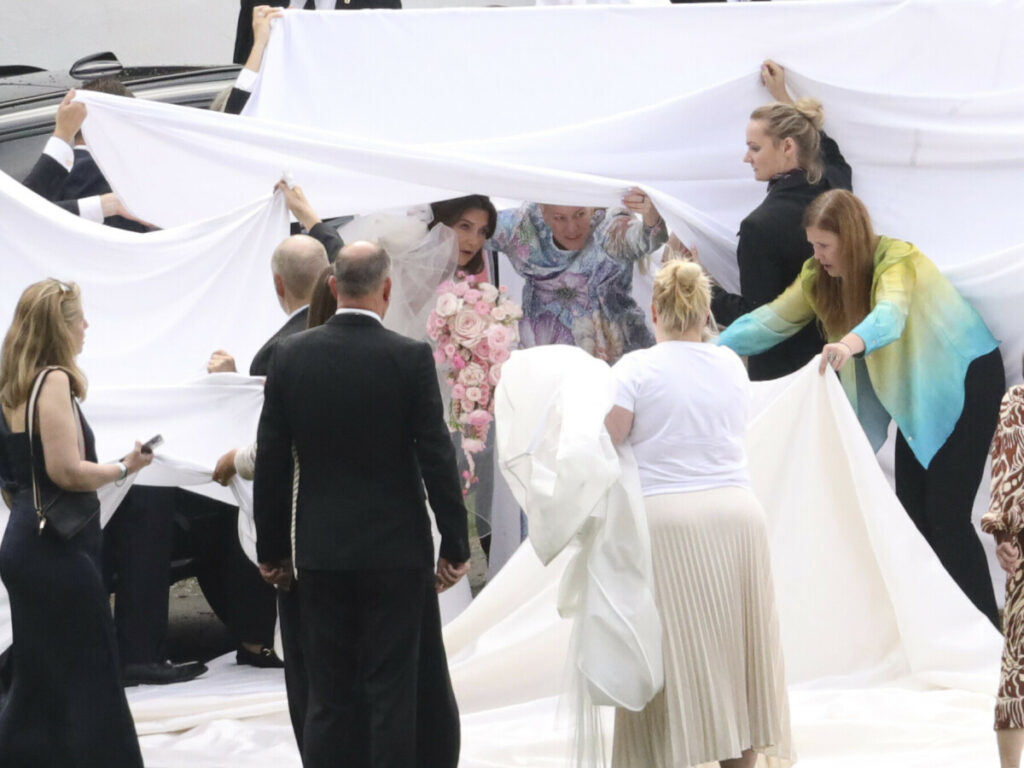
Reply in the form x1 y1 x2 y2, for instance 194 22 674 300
612 341 751 496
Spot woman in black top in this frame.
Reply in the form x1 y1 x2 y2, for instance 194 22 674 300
711 60 853 381
0 279 153 767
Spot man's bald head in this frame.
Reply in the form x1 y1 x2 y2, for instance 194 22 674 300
271 234 328 302
333 241 391 299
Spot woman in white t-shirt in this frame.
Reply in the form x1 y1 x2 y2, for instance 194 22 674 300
605 260 792 768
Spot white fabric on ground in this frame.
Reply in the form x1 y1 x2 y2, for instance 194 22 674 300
121 361 1003 766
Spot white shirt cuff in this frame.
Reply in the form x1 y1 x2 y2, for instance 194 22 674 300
77 195 104 223
43 136 75 170
235 67 259 93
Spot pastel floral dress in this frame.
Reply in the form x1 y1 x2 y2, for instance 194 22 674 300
981 385 1024 729
490 204 666 364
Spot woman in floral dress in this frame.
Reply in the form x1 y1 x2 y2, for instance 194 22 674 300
490 188 667 364
981 360 1024 768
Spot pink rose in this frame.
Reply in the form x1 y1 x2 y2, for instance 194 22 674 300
474 301 491 315
465 386 483 403
464 289 482 303
490 347 510 364
452 309 488 345
478 383 491 402
451 281 469 297
435 293 460 318
486 325 514 350
488 363 503 386
451 354 467 370
442 342 456 359
432 347 446 364
458 362 486 387
451 383 466 400
474 339 491 360
465 409 493 427
499 285 508 293
461 437 485 453
461 399 476 414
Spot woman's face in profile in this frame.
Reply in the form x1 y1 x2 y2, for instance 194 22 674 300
744 120 793 182
68 306 88 355
452 208 491 267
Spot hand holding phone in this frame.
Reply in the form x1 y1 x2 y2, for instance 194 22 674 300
140 434 164 455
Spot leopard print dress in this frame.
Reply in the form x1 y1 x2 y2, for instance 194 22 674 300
981 385 1024 729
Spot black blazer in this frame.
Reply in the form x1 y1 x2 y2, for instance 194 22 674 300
21 147 147 232
233 0 402 64
711 133 852 381
250 307 309 376
253 313 469 571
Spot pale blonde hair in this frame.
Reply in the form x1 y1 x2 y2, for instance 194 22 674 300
750 98 826 184
0 279 88 408
652 260 711 336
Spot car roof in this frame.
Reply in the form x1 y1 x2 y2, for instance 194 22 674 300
0 64 241 115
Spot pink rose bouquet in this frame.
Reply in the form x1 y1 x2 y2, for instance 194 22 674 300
427 271 522 490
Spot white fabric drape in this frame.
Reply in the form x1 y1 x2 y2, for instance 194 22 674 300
495 346 663 713
72 0 1024 382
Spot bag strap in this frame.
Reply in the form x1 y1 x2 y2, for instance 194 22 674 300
26 366 83 528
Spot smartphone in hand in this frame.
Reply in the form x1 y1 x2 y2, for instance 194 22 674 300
141 434 164 455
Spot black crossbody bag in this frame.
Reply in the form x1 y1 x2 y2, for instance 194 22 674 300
26 367 100 539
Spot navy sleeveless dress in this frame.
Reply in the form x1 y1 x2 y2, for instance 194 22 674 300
0 406 143 767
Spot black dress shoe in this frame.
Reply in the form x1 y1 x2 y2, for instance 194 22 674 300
122 660 207 687
236 646 284 669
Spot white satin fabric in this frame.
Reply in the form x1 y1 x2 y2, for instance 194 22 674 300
495 346 663 715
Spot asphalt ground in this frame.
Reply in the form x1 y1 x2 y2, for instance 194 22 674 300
165 532 491 664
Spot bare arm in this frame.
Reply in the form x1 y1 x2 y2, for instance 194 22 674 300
37 371 151 491
604 405 634 446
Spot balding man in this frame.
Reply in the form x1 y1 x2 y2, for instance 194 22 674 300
208 233 329 376
254 241 470 768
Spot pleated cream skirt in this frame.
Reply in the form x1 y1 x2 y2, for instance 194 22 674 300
611 486 793 768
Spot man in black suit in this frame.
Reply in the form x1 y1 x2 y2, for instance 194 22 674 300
233 0 402 65
254 241 470 768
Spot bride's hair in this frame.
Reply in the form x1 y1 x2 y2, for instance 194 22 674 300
428 195 497 275
652 260 711 337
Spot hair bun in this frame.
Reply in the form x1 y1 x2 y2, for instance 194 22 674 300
793 97 825 131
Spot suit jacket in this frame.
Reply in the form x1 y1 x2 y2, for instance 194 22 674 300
249 307 310 376
253 313 470 571
22 147 147 232
711 132 851 380
233 0 402 64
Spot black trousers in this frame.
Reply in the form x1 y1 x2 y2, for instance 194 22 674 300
102 487 277 664
299 567 434 768
281 575 459 767
102 486 175 664
278 584 308 751
894 348 1004 628
181 490 277 648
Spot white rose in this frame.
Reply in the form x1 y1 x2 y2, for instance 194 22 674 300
435 293 461 318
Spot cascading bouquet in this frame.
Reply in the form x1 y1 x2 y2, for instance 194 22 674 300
427 272 522 489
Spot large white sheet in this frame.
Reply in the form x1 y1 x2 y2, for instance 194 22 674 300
71 0 1024 383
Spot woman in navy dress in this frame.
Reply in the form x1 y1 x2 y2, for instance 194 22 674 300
0 279 152 767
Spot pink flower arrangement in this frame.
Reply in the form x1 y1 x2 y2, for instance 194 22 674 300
427 271 522 490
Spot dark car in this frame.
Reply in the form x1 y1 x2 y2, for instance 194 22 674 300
0 52 239 181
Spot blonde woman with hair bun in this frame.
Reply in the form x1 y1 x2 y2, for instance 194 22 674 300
710 59 853 382
0 279 152 766
604 260 792 768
